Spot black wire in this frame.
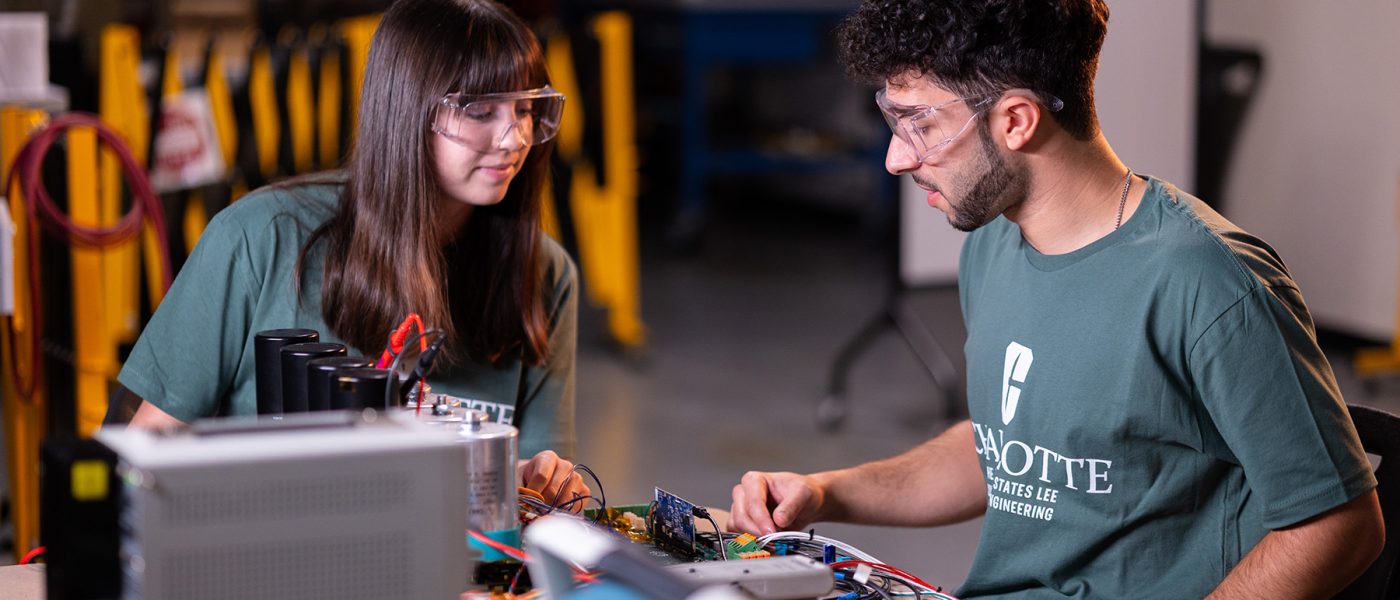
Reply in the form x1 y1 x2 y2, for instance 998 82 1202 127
519 495 555 514
572 463 607 510
553 494 592 509
869 582 893 600
398 335 447 403
868 573 921 600
546 470 574 510
381 328 447 410
691 506 726 560
538 462 608 526
511 353 533 431
839 575 891 600
834 579 860 596
555 494 605 513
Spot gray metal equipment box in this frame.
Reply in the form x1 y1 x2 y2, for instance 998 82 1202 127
96 412 470 600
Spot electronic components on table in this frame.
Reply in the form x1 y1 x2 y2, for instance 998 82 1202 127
653 487 699 556
596 506 652 543
419 407 521 561
667 555 835 600
513 483 956 598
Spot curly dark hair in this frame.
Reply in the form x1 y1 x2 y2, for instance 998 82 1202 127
838 0 1109 140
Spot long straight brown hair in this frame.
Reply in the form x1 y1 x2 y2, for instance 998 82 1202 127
303 0 554 365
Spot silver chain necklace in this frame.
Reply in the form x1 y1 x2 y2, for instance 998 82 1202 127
1114 169 1134 230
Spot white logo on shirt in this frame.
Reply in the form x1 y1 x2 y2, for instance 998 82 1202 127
1001 341 1034 425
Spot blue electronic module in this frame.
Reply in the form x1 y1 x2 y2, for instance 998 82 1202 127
653 487 697 556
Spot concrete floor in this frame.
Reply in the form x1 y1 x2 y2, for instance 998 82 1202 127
571 197 1400 592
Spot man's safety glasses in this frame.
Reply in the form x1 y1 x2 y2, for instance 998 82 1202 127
431 86 565 151
876 89 1063 162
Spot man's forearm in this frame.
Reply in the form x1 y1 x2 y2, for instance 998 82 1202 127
1208 489 1384 599
814 420 987 527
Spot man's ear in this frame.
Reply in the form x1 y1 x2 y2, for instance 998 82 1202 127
994 92 1045 151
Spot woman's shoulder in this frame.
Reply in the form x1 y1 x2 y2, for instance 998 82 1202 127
535 234 578 288
207 177 344 240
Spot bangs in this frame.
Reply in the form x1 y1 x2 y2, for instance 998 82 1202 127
448 5 547 95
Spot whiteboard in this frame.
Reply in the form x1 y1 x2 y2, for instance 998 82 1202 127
901 2 1198 285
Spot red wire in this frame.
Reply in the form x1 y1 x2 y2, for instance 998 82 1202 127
375 312 432 412
468 528 530 562
375 312 427 368
466 529 597 584
828 559 951 597
510 562 527 592
409 314 426 352
3 112 173 402
19 545 45 565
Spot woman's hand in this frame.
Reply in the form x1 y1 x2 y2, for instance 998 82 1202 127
518 450 590 512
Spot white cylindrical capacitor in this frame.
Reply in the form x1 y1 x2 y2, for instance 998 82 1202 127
450 408 520 561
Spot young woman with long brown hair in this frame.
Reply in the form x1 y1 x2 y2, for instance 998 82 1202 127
117 0 586 499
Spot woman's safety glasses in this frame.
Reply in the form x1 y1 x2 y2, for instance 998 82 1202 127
876 88 1063 163
431 86 565 151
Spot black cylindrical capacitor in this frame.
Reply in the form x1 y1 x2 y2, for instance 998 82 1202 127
306 356 374 412
253 328 319 415
280 343 347 413
331 368 397 411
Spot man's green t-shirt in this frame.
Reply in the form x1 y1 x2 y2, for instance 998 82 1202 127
117 181 577 458
955 176 1375 598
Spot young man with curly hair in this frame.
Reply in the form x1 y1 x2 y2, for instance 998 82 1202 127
728 2 1383 597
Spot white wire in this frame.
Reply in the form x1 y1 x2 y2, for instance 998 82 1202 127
752 533 963 599
859 569 959 600
877 573 953 598
890 592 958 600
754 531 884 563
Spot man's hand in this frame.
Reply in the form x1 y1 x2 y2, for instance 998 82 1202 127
518 451 590 512
728 471 828 535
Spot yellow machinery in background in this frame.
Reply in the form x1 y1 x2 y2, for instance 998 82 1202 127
2 106 176 560
161 30 212 256
548 12 646 349
1 106 51 561
248 40 280 186
98 25 159 343
66 123 110 440
2 103 175 558
340 15 380 139
0 15 385 559
96 12 642 353
280 28 317 175
3 10 646 560
206 34 242 196
314 24 344 171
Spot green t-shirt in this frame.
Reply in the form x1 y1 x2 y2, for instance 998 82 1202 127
117 181 577 458
955 176 1375 599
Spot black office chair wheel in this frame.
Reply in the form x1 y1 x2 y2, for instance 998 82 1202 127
816 395 848 431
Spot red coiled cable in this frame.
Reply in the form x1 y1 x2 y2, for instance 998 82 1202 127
18 545 45 565
4 112 173 402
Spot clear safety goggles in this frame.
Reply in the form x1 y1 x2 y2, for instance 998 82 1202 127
431 86 565 151
876 88 1063 162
